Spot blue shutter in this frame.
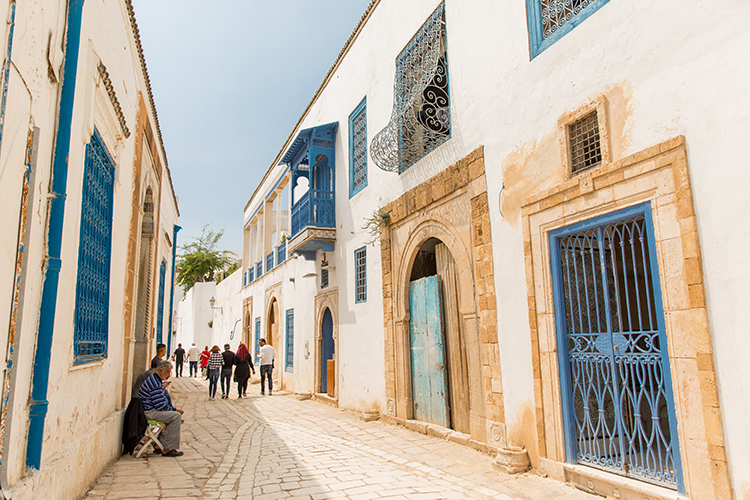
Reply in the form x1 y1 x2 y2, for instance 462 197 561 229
73 129 115 364
156 259 167 343
349 98 367 197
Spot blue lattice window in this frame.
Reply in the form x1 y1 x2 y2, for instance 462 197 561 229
355 246 367 303
156 259 166 343
286 309 294 372
349 98 367 197
526 0 610 59
73 129 115 364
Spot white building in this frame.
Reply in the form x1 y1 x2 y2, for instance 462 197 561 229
0 1 179 498
215 0 749 499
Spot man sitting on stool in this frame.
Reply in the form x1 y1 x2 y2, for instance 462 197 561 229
139 360 184 457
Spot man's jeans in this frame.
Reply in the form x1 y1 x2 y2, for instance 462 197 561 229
220 368 233 396
260 365 273 393
189 361 198 377
175 361 183 377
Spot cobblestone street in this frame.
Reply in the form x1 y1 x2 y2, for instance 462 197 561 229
84 377 596 500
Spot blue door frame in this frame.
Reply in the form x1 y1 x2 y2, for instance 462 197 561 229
320 308 334 393
549 202 684 492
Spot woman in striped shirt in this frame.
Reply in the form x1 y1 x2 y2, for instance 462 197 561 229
207 345 223 400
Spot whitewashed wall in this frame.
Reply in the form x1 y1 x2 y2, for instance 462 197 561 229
237 0 750 495
0 1 179 498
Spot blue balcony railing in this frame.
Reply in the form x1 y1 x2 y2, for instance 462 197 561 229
291 189 335 237
256 261 262 279
247 267 254 283
266 251 274 273
277 241 286 265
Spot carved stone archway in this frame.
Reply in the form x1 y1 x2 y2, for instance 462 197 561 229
314 287 338 402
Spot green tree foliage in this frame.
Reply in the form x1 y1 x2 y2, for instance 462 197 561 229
176 225 236 291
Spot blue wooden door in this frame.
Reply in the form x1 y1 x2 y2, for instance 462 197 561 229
321 308 334 393
409 276 449 427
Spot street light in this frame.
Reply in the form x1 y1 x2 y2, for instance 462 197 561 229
209 296 222 313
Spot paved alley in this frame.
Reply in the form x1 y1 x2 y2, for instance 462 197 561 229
84 377 597 500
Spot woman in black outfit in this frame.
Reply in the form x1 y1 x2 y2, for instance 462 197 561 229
233 343 255 398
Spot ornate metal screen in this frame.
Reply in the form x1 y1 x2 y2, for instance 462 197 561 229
73 130 115 364
371 2 449 173
551 207 682 489
349 100 368 196
541 0 597 40
569 111 602 173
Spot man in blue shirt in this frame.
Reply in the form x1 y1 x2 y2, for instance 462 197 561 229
139 360 184 457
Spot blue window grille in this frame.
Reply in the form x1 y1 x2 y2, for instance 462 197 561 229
549 202 683 492
277 241 286 265
355 246 367 303
349 98 367 197
254 317 261 367
526 0 609 59
321 268 329 289
285 309 294 372
73 129 115 364
243 271 247 287
256 261 262 279
247 266 254 283
156 259 166 343
370 3 450 174
266 251 274 272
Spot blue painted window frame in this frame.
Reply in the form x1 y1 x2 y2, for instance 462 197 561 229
548 202 684 493
526 0 610 59
354 246 367 303
73 129 115 364
156 259 167 344
285 309 294 372
349 97 368 198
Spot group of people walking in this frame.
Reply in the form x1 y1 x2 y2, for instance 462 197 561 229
196 340 275 400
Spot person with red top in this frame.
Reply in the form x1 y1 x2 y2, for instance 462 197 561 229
199 345 210 378
233 343 255 398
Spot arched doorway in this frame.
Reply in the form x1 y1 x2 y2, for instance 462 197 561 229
266 298 279 352
408 237 470 433
320 308 334 395
131 187 155 385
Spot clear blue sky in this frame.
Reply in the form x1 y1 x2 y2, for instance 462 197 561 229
131 0 373 252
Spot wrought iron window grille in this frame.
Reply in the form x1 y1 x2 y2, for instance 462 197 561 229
569 111 602 173
355 246 367 303
526 0 609 59
321 268 329 289
371 2 450 173
73 129 115 364
286 309 294 372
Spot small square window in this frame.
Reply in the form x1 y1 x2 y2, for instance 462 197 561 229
355 247 367 303
569 111 602 173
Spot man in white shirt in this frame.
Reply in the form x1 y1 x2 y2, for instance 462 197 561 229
258 338 275 395
187 343 201 377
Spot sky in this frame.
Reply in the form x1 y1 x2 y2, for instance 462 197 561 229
130 0 373 252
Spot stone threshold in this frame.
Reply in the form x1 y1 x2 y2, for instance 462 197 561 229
381 414 497 457
564 464 688 500
313 393 338 407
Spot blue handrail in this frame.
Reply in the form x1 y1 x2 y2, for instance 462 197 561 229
291 189 335 237
277 241 286 265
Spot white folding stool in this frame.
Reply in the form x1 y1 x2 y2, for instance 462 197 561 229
135 420 165 458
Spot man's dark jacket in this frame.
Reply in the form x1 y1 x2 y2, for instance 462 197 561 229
122 397 147 455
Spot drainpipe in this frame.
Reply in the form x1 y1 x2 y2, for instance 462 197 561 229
26 0 85 472
167 225 181 355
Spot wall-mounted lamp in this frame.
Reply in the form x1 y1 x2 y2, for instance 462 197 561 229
209 296 222 313
289 277 295 283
